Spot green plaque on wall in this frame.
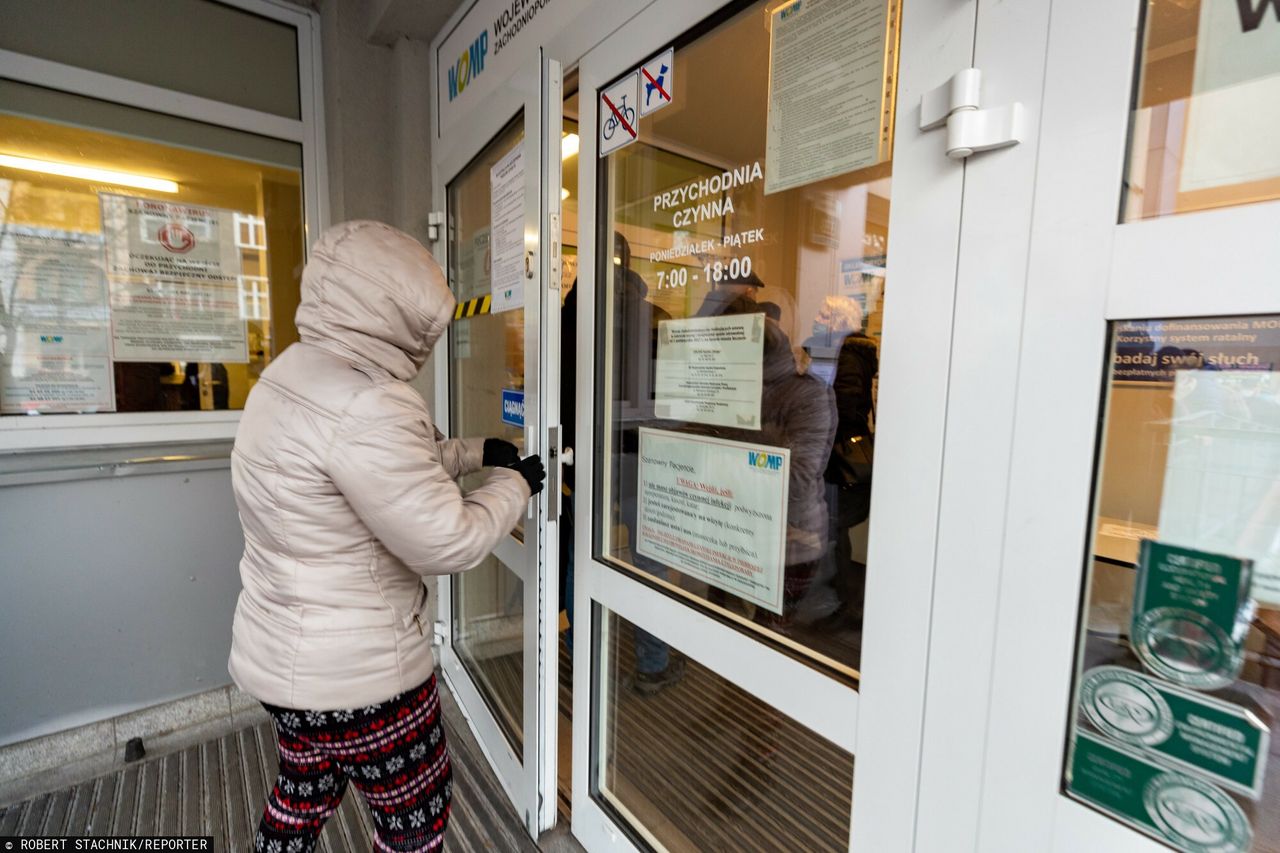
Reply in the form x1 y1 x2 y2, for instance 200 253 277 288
1131 541 1253 690
1068 732 1251 853
1079 666 1269 799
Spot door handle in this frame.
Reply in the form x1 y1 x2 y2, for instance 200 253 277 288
546 425 562 521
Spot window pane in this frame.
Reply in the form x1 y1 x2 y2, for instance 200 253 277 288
0 0 301 120
1122 0 1280 221
594 0 901 676
593 608 854 851
0 102 304 416
453 555 524 752
1064 315 1280 851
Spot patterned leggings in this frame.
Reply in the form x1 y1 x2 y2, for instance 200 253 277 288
256 675 452 853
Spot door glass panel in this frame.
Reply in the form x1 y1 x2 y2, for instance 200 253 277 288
448 117 527 539
594 0 901 677
1122 0 1280 221
1064 315 1279 851
454 554 524 751
446 116 527 754
593 607 854 851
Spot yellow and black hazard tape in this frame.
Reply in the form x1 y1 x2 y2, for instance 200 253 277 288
453 294 491 320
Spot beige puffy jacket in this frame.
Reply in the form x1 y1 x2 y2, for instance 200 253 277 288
227 221 529 711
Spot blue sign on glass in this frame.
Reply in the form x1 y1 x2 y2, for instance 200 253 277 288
501 388 525 427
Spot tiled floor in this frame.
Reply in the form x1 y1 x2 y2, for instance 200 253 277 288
0 680 564 852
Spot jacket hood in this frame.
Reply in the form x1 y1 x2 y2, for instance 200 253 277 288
294 221 455 380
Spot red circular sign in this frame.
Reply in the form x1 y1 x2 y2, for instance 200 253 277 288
158 223 196 254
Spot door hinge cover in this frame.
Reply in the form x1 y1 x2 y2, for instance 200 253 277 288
432 620 447 645
919 68 1024 160
427 211 444 243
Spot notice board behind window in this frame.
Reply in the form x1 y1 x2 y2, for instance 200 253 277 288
0 82 306 418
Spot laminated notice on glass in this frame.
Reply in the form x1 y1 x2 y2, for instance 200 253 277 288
489 146 524 313
0 226 114 413
1078 666 1269 799
654 314 764 429
1068 732 1252 853
636 428 788 614
1131 541 1253 691
764 0 895 195
100 193 248 363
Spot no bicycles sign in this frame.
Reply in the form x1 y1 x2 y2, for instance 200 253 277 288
598 48 676 158
599 71 639 157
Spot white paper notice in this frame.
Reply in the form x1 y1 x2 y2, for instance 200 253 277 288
0 227 114 413
764 0 889 195
1158 371 1280 605
458 226 491 302
100 194 248 363
636 428 789 613
489 147 524 314
655 314 764 429
1181 0 1280 192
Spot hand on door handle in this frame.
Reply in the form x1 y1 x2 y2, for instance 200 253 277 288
507 455 546 496
482 438 520 468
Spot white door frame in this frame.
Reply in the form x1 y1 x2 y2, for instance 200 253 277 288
431 48 552 835
569 0 986 849
427 0 663 837
975 0 1280 850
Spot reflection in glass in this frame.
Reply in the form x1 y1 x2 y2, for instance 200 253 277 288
453 555 524 751
1066 315 1280 849
1123 0 1280 221
595 609 854 852
593 0 900 676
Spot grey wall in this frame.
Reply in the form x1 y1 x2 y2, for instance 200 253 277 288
0 467 244 745
309 0 445 628
0 0 448 747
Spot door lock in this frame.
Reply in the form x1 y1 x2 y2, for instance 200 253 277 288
919 68 1024 160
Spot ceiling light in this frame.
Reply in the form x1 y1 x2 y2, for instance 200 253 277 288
561 133 579 161
0 154 179 193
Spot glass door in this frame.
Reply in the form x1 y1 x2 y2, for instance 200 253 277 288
978 1 1280 851
570 0 989 849
433 51 564 837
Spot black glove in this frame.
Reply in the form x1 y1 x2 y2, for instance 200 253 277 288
508 455 546 496
483 438 520 468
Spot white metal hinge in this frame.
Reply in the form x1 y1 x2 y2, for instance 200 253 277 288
919 68 1024 160
432 620 447 645
427 211 444 242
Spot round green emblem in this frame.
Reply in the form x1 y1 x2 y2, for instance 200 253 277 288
1143 771 1251 853
1133 607 1241 689
1079 667 1173 747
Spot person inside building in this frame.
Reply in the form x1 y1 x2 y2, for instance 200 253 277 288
226 221 545 853
561 232 684 695
805 294 877 630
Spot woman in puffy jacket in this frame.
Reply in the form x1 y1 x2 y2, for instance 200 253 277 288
228 221 544 853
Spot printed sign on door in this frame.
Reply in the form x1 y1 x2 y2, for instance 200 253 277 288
599 72 639 157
